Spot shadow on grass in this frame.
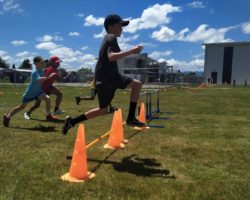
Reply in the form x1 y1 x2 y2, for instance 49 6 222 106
30 118 65 123
11 124 57 132
65 130 142 160
88 154 176 178
66 127 175 178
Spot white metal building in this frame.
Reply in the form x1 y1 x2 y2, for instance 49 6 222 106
204 42 250 85
117 53 169 83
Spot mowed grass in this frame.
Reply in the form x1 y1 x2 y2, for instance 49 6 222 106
0 85 250 200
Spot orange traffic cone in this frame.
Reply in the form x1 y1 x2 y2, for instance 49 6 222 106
134 102 150 131
117 108 128 144
138 102 146 123
104 111 125 149
61 124 95 182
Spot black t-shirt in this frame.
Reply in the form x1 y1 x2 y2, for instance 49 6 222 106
94 34 121 83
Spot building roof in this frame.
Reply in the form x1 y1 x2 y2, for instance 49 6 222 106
203 41 250 47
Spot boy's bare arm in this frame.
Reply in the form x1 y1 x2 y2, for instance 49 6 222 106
108 45 143 61
38 73 57 84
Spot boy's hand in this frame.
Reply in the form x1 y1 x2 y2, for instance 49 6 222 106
130 45 143 54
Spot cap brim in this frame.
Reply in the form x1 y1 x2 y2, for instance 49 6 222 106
55 60 62 63
121 20 129 26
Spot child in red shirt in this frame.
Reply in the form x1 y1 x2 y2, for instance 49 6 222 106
24 56 65 119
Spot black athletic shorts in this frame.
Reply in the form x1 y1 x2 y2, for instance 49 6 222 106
96 74 133 108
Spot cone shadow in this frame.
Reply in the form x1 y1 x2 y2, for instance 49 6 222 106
88 154 176 179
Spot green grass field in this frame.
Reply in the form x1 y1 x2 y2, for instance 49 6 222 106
0 85 250 200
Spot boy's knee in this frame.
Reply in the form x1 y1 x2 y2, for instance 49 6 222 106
132 80 142 90
45 96 50 102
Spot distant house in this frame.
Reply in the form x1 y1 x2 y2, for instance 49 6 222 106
0 68 31 83
203 42 250 85
118 53 171 83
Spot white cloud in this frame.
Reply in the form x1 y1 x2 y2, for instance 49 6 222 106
37 35 53 42
37 34 63 42
162 58 204 71
118 42 134 51
192 52 204 59
76 13 84 18
69 32 80 37
0 50 6 56
118 34 139 50
15 51 36 63
36 42 60 50
152 24 234 43
81 46 88 51
94 29 106 39
151 26 176 42
78 54 97 68
53 36 63 41
84 15 104 26
0 0 23 13
89 3 181 36
210 9 215 15
35 41 97 70
183 24 234 43
138 42 157 48
11 40 26 46
0 49 11 61
119 34 139 43
242 22 250 34
16 51 30 57
50 47 82 61
0 50 36 66
149 50 172 60
124 3 181 33
187 1 205 8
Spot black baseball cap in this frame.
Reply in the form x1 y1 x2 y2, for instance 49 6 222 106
104 14 129 31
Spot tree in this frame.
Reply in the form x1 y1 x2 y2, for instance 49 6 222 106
19 59 32 69
0 57 10 68
58 68 69 82
77 68 94 82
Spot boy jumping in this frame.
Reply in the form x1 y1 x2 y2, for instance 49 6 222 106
62 14 145 135
3 56 57 127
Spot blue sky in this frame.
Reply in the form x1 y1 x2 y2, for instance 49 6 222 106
0 0 250 72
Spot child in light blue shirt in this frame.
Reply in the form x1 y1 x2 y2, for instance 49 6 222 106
3 56 57 127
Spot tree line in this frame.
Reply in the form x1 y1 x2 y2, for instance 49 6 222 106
0 56 94 83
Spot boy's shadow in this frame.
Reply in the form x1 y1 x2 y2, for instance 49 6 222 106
88 154 176 178
30 118 65 123
11 124 57 132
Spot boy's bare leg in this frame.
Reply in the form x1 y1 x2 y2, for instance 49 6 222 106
27 99 41 114
8 103 27 118
49 87 62 110
38 93 51 115
3 103 27 127
128 79 142 103
85 107 109 119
